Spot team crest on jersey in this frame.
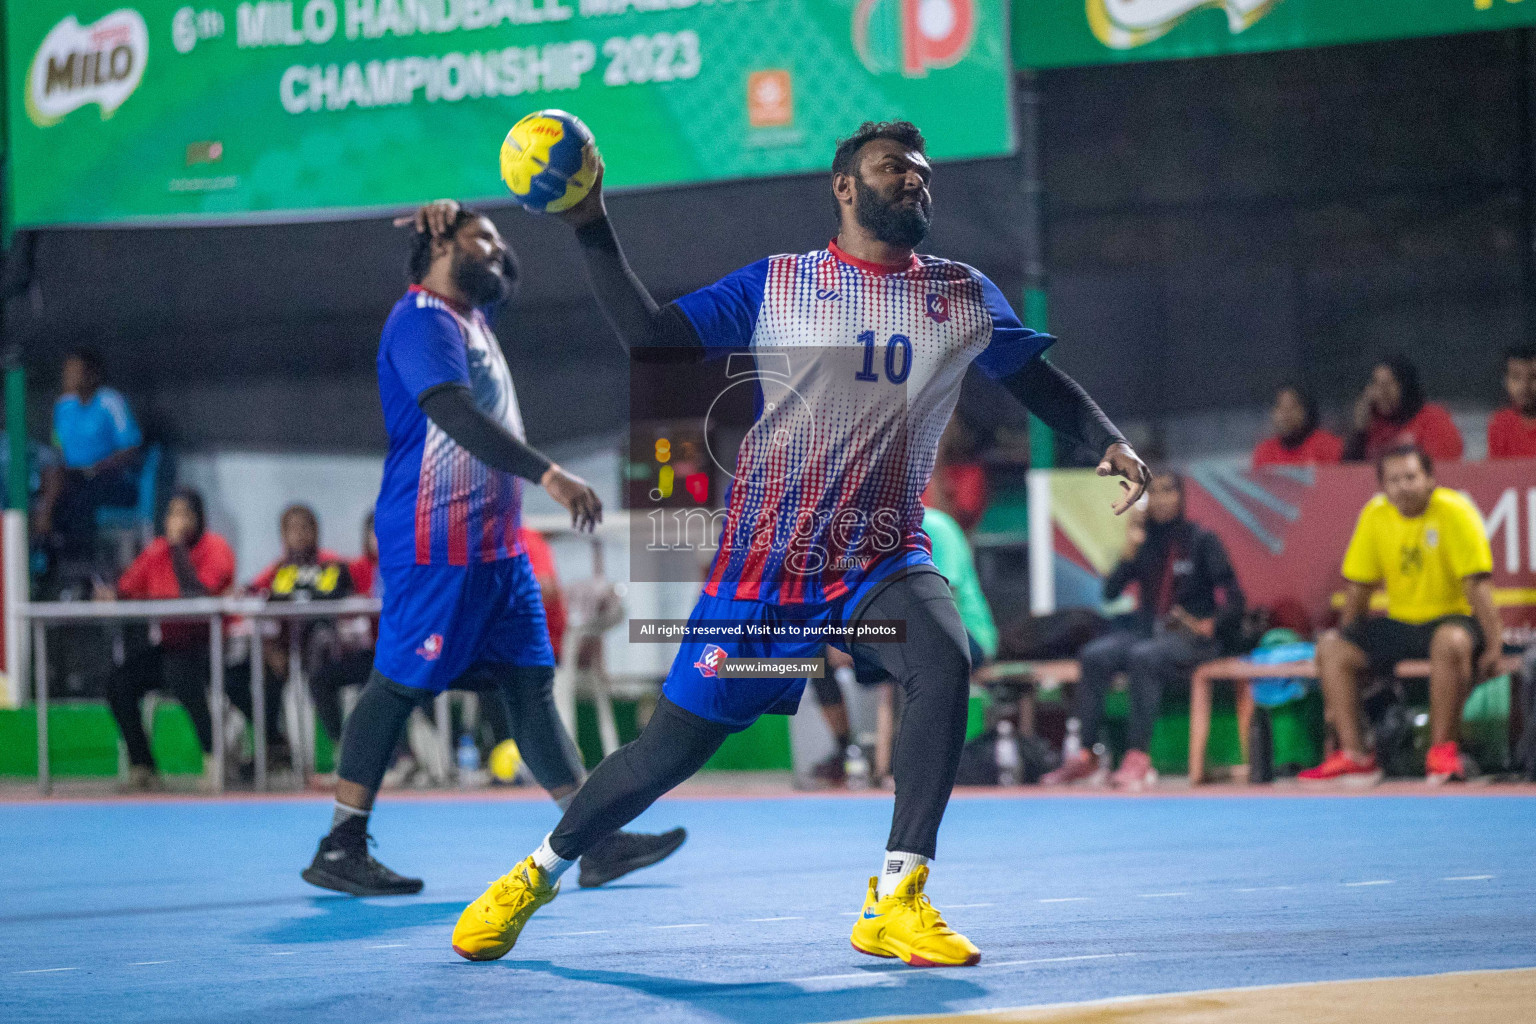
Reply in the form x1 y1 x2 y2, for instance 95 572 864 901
694 643 727 677
416 634 444 661
1425 528 1439 549
925 293 950 323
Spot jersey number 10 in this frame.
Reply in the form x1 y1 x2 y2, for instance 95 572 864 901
854 331 913 385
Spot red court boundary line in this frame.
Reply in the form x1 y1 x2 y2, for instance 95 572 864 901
3 782 1534 806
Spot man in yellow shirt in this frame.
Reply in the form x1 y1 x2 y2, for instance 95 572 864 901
1302 444 1501 785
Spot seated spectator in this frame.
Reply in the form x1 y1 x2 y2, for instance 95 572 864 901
240 504 351 771
100 488 235 792
1343 356 1462 463
1042 470 1244 790
1251 385 1342 468
50 350 142 556
1302 444 1501 784
1487 345 1536 459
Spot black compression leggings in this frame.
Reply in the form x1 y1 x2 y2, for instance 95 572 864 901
336 665 584 795
550 570 970 861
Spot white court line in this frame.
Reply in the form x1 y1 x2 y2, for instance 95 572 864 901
1444 875 1494 881
271 951 300 956
745 916 803 922
548 930 609 937
839 911 859 916
984 953 1136 969
944 903 995 909
653 923 708 930
1343 880 1395 887
370 943 408 949
130 961 172 966
17 968 77 974
1236 886 1296 892
1136 892 1189 898
1039 897 1091 903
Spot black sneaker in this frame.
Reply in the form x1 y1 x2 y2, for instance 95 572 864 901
577 828 687 889
809 750 846 786
301 832 424 896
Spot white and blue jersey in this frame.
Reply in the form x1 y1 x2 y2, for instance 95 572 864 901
661 241 1051 726
674 240 1052 606
372 285 552 691
375 285 528 569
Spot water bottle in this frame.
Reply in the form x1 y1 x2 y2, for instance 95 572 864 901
1063 717 1083 762
844 744 870 790
995 719 1021 786
456 733 481 786
1249 707 1274 784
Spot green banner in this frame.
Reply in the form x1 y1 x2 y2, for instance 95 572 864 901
5 0 1011 227
1015 0 1536 68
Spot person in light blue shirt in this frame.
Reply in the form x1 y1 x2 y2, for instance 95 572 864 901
49 350 142 555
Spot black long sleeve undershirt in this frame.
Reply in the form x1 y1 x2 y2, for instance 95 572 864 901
573 216 703 363
417 383 553 482
1000 356 1125 460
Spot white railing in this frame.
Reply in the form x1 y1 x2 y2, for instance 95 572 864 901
24 596 380 795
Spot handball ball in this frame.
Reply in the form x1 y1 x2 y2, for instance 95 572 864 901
500 110 598 214
488 738 523 783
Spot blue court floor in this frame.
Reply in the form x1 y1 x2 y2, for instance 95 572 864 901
3 791 1534 1024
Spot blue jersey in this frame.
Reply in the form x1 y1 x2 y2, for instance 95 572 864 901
673 241 1052 605
374 285 527 568
53 386 141 469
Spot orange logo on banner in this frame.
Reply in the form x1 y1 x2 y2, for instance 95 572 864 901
747 70 793 127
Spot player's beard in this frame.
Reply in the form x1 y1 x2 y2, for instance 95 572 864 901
451 248 511 307
853 176 930 248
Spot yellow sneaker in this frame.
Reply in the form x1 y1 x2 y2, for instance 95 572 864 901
451 855 559 961
849 866 980 967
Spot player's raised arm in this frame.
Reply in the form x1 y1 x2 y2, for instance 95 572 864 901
1000 356 1150 515
556 161 703 362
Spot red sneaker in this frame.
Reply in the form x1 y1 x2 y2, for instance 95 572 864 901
1110 749 1157 792
1298 750 1382 786
1425 742 1466 785
1040 750 1101 787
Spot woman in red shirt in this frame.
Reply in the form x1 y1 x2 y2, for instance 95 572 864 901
1251 385 1342 469
102 488 236 791
1344 356 1463 463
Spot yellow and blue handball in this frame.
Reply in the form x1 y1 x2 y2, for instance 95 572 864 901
488 738 523 784
500 110 598 214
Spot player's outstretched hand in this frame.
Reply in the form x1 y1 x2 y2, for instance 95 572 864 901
555 154 606 230
392 199 460 236
1098 440 1150 516
542 464 603 533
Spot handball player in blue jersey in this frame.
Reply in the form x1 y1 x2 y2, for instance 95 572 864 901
450 121 1149 966
302 205 684 897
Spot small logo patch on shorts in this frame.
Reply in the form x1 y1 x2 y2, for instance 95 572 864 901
416 634 444 661
693 643 727 678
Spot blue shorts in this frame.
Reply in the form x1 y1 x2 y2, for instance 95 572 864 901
663 557 936 731
374 554 554 693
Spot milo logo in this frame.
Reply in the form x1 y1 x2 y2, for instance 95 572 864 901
1088 0 1280 51
27 9 149 127
854 0 975 78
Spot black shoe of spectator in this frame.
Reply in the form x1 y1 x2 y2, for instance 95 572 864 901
301 831 424 896
809 750 846 786
577 828 687 889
